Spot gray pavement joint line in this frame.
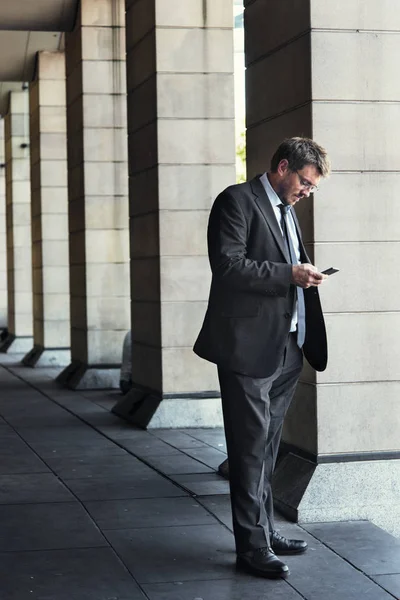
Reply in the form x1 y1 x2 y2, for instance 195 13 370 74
297 524 400 600
7 365 386 593
0 364 228 513
179 446 227 469
0 367 395 596
0 376 153 600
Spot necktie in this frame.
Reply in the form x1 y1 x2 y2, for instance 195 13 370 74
278 204 306 348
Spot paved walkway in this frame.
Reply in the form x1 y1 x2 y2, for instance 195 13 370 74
0 354 399 600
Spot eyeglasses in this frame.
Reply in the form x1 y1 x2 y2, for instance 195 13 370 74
295 171 319 193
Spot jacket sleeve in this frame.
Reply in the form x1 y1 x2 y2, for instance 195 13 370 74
207 190 293 296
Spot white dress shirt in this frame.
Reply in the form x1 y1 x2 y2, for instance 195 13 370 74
259 172 300 333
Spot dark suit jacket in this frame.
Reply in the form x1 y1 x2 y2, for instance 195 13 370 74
193 176 327 378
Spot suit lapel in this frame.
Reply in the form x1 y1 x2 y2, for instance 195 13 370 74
250 176 290 263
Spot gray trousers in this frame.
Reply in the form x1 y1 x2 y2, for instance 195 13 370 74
218 332 303 554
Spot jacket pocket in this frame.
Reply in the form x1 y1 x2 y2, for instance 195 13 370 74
221 302 260 318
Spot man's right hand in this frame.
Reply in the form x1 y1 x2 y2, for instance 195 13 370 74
292 264 327 288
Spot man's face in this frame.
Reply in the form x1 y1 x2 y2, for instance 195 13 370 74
276 160 321 206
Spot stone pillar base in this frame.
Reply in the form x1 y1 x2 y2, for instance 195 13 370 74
22 345 71 368
56 360 120 390
0 334 33 354
272 452 400 535
112 384 223 429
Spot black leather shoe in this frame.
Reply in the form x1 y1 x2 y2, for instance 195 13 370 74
271 531 308 555
237 547 289 579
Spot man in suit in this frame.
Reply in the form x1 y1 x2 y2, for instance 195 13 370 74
194 137 331 579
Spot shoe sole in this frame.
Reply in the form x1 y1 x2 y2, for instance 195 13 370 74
273 547 308 556
236 558 290 579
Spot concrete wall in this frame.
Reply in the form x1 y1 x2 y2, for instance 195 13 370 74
0 119 7 329
123 0 236 426
3 91 33 351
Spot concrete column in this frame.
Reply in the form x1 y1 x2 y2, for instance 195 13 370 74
0 91 33 354
58 0 130 389
245 0 400 536
0 119 7 332
113 0 235 428
22 52 70 368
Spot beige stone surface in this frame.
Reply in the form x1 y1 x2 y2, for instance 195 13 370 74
86 329 128 364
126 0 235 405
5 93 33 340
12 311 33 336
33 266 69 295
160 256 211 302
157 29 233 74
158 165 235 211
313 102 400 172
315 242 400 313
42 320 71 348
38 81 66 107
81 26 126 61
83 94 127 129
162 348 219 394
40 161 68 188
319 313 400 384
310 0 400 30
65 11 129 372
71 263 130 297
38 133 67 160
157 73 235 120
84 297 130 330
312 31 400 102
83 128 127 163
82 61 126 95
37 51 66 80
158 119 235 165
157 0 233 28
39 188 69 213
40 214 68 241
84 229 130 264
40 240 69 266
84 196 129 230
313 172 400 243
81 0 125 28
161 301 209 348
84 162 128 196
159 210 208 256
317 382 400 454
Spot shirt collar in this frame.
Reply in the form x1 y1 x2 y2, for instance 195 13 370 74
259 172 282 209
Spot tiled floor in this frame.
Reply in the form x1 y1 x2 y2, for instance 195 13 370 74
0 354 399 600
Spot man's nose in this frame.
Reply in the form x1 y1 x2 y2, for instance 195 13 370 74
303 188 311 198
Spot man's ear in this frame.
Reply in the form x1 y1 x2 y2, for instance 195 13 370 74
277 159 289 176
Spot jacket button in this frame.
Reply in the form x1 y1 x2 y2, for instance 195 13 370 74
284 312 291 319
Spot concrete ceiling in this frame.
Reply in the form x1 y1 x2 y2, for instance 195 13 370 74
0 31 64 116
0 0 77 115
0 0 78 32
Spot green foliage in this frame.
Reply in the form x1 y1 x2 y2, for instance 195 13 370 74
236 129 246 184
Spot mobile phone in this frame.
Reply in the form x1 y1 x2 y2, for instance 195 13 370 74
321 267 339 276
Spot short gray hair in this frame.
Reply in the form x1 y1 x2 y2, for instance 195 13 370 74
270 137 331 178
